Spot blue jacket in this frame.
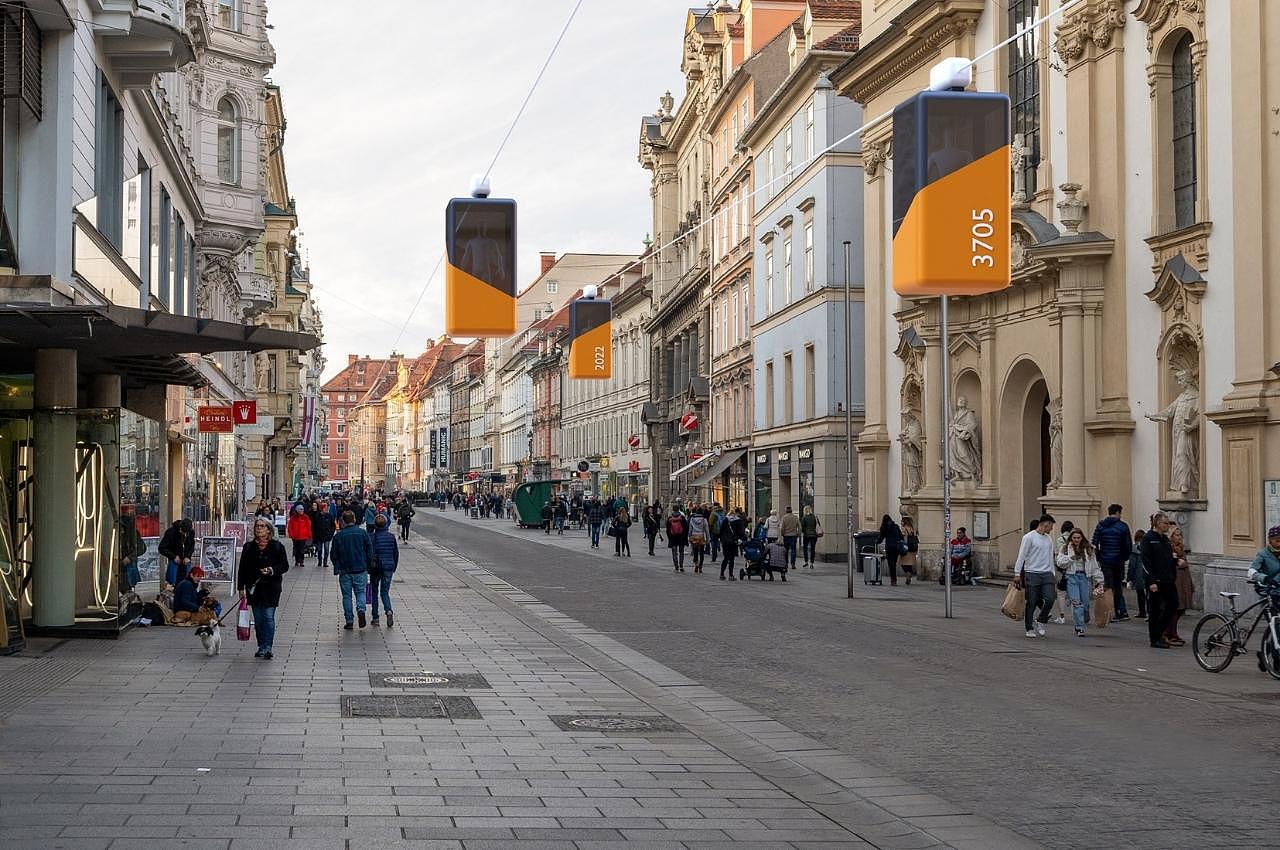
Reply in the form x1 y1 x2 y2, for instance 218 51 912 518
363 505 377 526
1251 547 1280 587
370 528 400 574
330 524 372 575
1091 516 1132 566
173 577 205 613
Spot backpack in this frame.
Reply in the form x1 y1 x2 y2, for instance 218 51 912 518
668 515 685 537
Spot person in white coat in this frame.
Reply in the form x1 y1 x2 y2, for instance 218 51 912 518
1056 527 1104 637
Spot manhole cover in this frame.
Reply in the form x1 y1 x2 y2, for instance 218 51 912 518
548 714 685 733
341 695 481 719
368 672 491 689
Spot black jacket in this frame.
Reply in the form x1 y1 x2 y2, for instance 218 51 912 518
1140 530 1177 585
158 522 195 561
309 511 335 543
238 539 290 608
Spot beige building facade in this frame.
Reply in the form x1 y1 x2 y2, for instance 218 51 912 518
832 0 1277 595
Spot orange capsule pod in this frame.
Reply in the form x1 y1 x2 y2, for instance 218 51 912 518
567 297 612 380
445 196 517 337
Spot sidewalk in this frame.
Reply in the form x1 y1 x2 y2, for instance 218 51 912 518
0 535 1038 849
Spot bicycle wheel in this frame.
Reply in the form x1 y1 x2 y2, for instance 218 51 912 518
1263 619 1280 681
1192 613 1238 672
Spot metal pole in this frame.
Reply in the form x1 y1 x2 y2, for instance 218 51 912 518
843 240 855 599
941 295 953 618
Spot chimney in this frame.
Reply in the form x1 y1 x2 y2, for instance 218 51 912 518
540 252 556 275
348 354 359 366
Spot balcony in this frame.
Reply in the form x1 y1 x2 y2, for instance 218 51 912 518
90 0 194 88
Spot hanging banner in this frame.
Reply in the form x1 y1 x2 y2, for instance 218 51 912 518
232 400 257 425
299 396 316 447
445 196 517 336
429 429 438 468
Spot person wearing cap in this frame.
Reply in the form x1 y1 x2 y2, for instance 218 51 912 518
173 565 209 615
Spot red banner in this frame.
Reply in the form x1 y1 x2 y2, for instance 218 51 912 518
232 400 257 425
197 406 234 433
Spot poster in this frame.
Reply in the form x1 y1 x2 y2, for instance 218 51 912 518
222 521 248 549
1265 481 1280 535
197 536 237 585
136 536 163 586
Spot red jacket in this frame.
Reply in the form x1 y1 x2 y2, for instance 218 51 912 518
286 513 312 541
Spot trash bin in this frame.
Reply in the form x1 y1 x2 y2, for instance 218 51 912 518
853 531 880 572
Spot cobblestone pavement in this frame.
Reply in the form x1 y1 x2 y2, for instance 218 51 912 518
424 508 1280 849
0 530 1038 849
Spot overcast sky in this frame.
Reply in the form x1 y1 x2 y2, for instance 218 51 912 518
267 1 697 381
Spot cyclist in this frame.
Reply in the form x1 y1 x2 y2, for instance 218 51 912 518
1248 526 1280 670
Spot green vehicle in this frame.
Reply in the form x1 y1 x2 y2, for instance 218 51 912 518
512 480 569 528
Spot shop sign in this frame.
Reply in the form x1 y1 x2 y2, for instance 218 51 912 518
777 449 792 476
197 406 234 433
235 415 275 436
754 451 771 471
628 460 641 472
577 460 590 473
600 456 611 468
628 434 641 449
232 400 257 425
680 411 699 431
797 444 814 473
430 430 438 467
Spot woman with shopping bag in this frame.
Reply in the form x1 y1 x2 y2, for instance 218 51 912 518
237 517 290 659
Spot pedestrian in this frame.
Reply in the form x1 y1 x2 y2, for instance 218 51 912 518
1056 526 1103 637
1092 503 1133 622
540 500 553 534
586 498 604 549
688 506 710 573
900 516 919 585
800 505 822 568
330 510 372 630
369 514 399 627
159 518 196 587
1013 514 1058 638
554 498 568 535
363 502 377 534
613 505 632 557
1050 520 1075 624
1140 512 1178 649
237 517 289 658
285 503 311 570
719 507 744 581
643 506 661 556
709 503 724 563
764 509 780 543
780 506 801 571
665 506 688 572
396 500 414 543
308 501 335 569
1127 528 1148 619
877 514 905 586
1164 524 1194 646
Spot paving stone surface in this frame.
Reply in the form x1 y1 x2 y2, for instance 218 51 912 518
0 532 1035 848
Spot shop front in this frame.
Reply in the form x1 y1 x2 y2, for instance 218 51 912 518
797 443 815 513
753 450 772 519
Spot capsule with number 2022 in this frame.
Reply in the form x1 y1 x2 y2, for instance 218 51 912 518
567 293 612 380
891 90 1011 297
445 195 517 337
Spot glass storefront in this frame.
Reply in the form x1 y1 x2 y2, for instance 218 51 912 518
798 443 815 513
753 451 771 520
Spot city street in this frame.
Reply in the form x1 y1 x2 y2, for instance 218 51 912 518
424 508 1280 849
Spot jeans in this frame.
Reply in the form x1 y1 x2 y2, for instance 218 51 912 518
1022 571 1056 631
710 535 721 561
369 572 393 618
338 571 368 624
399 520 411 542
1101 563 1129 617
691 543 705 570
783 536 798 567
251 604 276 652
1066 572 1092 631
589 523 602 547
316 539 332 567
802 536 817 565
670 545 685 569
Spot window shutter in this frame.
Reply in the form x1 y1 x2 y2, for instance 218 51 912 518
1 7 41 120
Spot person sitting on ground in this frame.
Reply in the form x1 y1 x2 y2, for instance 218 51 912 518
173 566 209 615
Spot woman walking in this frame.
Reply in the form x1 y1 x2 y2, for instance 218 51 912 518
900 516 919 586
1164 525 1194 646
800 505 821 568
1055 527 1103 637
613 505 632 557
688 506 710 573
665 506 688 572
643 506 661 556
764 510 781 543
286 503 311 570
369 515 399 627
1127 528 1148 619
1050 520 1075 624
237 517 289 659
877 515 904 586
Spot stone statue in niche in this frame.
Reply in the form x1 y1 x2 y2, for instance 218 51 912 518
947 396 982 484
255 353 269 391
1048 398 1063 488
1146 363 1200 497
899 413 923 494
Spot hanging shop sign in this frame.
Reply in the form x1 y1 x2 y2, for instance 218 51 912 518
680 411 699 432
197 406 234 433
232 400 257 425
628 434 641 449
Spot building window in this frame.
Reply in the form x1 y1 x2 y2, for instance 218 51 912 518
216 97 240 184
337 422 345 435
730 289 738 347
337 464 345 477
784 352 794 424
764 247 774 315
94 71 124 250
803 221 814 292
783 127 793 173
546 279 558 294
1008 0 1041 196
1171 33 1197 229
765 361 775 428
805 99 815 161
740 281 749 335
337 442 345 455
740 99 748 137
732 110 739 145
804 344 816 419
712 300 721 355
765 146 775 199
782 237 793 305
217 0 241 31
173 216 186 315
158 187 171 306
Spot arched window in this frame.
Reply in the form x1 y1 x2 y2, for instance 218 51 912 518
216 97 240 184
1171 33 1197 228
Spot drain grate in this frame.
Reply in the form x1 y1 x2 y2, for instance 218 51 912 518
548 714 685 733
368 671 491 689
341 695 482 719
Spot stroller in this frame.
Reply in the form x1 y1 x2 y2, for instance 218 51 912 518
740 538 787 582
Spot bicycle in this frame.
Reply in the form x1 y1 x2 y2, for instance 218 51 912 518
1192 581 1280 679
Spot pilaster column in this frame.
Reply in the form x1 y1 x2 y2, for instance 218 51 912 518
1058 302 1086 486
922 329 944 488
33 349 77 627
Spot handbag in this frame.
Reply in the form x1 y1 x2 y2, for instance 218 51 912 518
236 598 252 641
898 539 909 555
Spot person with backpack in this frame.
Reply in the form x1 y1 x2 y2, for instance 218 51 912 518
369 514 399 627
709 503 724 563
613 505 632 557
688 506 710 573
800 505 821 568
395 500 414 542
877 514 905 586
665 506 689 572
642 506 661 556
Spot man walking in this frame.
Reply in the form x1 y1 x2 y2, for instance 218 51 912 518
330 510 372 630
1092 503 1132 621
586 498 604 549
780 506 801 570
1014 514 1057 638
308 500 335 570
1141 512 1178 649
665 506 688 572
395 499 414 543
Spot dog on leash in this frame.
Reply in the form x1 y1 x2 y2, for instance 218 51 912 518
194 622 222 656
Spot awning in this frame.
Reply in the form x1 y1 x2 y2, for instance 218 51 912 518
0 303 319 389
669 449 719 482
689 448 746 487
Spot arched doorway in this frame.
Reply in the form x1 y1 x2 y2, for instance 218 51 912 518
997 360 1051 567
